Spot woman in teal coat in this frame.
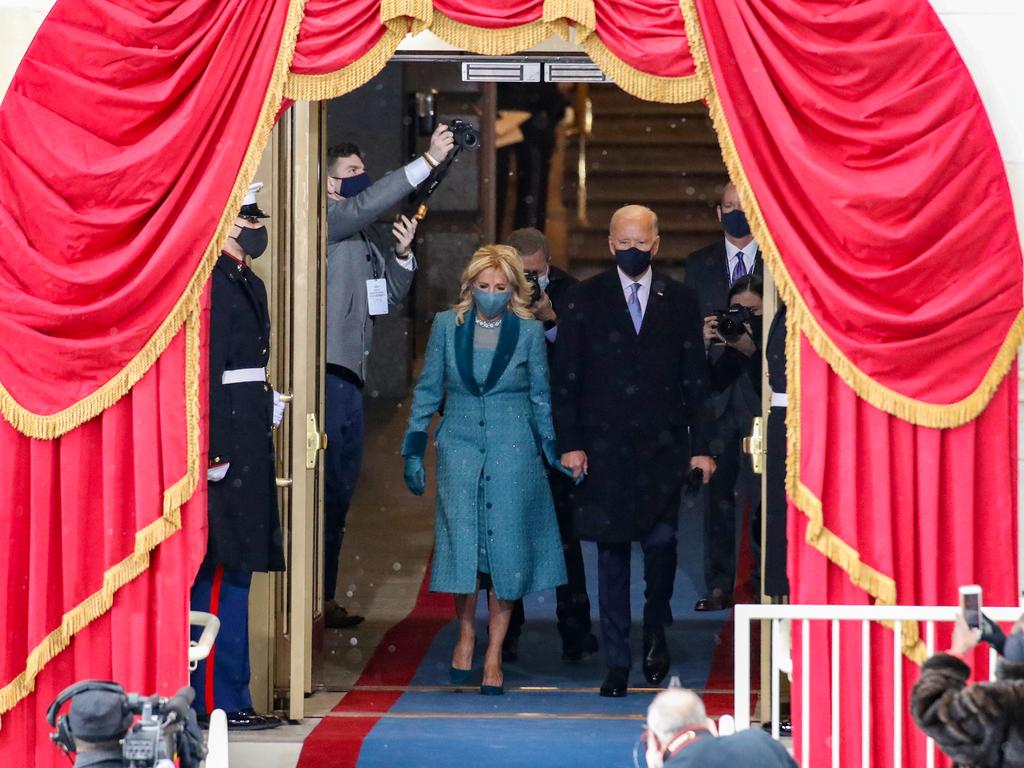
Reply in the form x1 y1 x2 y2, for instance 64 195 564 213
402 244 569 696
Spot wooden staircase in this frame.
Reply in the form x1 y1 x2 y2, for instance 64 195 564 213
561 85 729 281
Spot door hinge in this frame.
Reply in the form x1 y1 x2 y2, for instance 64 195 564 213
306 413 327 469
742 416 766 475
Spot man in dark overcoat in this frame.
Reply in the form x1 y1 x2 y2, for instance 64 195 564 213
684 182 764 611
191 183 285 730
553 205 716 697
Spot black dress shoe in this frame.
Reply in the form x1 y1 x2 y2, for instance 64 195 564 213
502 633 520 663
762 719 793 737
643 629 670 685
207 709 283 731
600 667 629 698
693 590 734 612
562 632 599 662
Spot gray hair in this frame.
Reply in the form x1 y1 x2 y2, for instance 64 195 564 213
646 689 707 742
609 204 659 236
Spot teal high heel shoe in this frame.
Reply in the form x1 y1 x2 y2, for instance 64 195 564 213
449 666 472 685
479 683 504 696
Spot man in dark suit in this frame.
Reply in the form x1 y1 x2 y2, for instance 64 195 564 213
502 227 598 664
553 205 716 697
684 182 764 612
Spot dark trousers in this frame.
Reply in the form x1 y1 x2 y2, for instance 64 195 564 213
764 406 789 597
597 522 677 671
324 372 364 602
703 435 761 596
507 472 592 646
190 562 253 716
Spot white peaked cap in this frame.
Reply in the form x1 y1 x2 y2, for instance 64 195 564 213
242 182 263 207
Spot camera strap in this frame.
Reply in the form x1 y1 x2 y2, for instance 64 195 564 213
403 145 464 220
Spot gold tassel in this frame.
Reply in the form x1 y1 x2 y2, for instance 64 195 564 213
581 34 703 104
0 306 203 722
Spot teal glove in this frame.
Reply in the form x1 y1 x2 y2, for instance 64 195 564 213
543 440 580 483
404 455 425 496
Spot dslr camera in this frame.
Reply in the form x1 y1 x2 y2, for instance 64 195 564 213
449 119 481 151
524 270 543 304
713 306 754 342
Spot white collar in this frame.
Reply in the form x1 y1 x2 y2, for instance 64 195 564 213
725 238 758 263
617 266 653 292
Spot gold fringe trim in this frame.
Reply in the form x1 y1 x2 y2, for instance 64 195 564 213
428 13 552 57
0 0 308 441
0 0 307 719
285 24 405 102
580 33 703 104
682 0 928 663
543 0 594 30
0 308 203 723
679 0 1022 429
380 0 433 36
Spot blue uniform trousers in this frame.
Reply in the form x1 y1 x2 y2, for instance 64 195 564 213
190 562 253 716
323 371 365 602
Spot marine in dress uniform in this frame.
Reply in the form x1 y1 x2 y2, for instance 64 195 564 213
190 183 286 730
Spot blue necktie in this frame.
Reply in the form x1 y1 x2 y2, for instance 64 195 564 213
628 282 643 333
731 251 748 284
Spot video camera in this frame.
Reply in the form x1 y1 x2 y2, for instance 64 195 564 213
48 681 207 768
713 306 755 342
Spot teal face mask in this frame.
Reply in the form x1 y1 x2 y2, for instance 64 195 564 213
472 287 511 318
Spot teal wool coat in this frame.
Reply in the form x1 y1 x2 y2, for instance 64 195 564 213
403 309 567 600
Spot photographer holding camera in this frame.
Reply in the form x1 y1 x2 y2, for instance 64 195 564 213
322 123 454 630
911 611 1024 767
686 185 764 612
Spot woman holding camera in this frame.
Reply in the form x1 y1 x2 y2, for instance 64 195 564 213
401 245 569 695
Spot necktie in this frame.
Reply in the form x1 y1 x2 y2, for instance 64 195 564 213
731 251 748 284
628 282 643 333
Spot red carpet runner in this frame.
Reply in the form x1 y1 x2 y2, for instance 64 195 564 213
297 561 453 767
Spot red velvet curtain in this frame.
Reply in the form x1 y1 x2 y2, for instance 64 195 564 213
687 0 1022 765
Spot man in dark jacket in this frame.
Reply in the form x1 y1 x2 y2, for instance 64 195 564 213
191 183 285 730
553 205 716 697
912 613 1024 767
684 182 764 611
502 227 597 663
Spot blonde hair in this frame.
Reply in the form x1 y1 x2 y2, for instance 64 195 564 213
453 244 535 325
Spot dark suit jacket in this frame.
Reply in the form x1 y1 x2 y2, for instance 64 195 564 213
207 254 286 573
541 263 576 359
552 268 711 542
666 730 798 767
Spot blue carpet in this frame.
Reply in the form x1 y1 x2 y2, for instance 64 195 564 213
352 499 733 767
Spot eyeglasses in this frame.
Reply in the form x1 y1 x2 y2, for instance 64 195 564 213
240 216 260 225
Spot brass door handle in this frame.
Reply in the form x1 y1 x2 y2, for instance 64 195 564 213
742 416 766 475
276 477 293 487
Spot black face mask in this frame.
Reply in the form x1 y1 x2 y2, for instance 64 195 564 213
615 247 652 277
233 225 268 259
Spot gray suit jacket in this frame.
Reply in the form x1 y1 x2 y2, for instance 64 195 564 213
326 167 418 380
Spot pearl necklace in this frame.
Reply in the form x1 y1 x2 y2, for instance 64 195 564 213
475 315 503 329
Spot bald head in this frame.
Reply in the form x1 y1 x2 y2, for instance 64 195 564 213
647 689 708 742
608 205 660 263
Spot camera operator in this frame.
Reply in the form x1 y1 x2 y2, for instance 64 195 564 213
911 611 1024 767
696 275 764 607
322 123 454 630
501 228 598 664
59 689 128 767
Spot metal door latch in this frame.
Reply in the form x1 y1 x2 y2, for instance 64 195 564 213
742 416 766 475
306 413 328 469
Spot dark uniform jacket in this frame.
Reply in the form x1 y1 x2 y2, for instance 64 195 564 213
552 267 711 543
541 264 576 357
665 729 798 766
911 653 1024 767
207 253 286 573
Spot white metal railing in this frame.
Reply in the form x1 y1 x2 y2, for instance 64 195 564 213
734 604 1023 768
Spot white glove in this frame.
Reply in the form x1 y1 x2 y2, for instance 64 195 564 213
273 390 286 427
207 463 229 482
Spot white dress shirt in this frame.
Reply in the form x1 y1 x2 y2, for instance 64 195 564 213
617 266 653 317
725 238 759 281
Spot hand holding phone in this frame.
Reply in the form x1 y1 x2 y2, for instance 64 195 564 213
959 585 982 630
